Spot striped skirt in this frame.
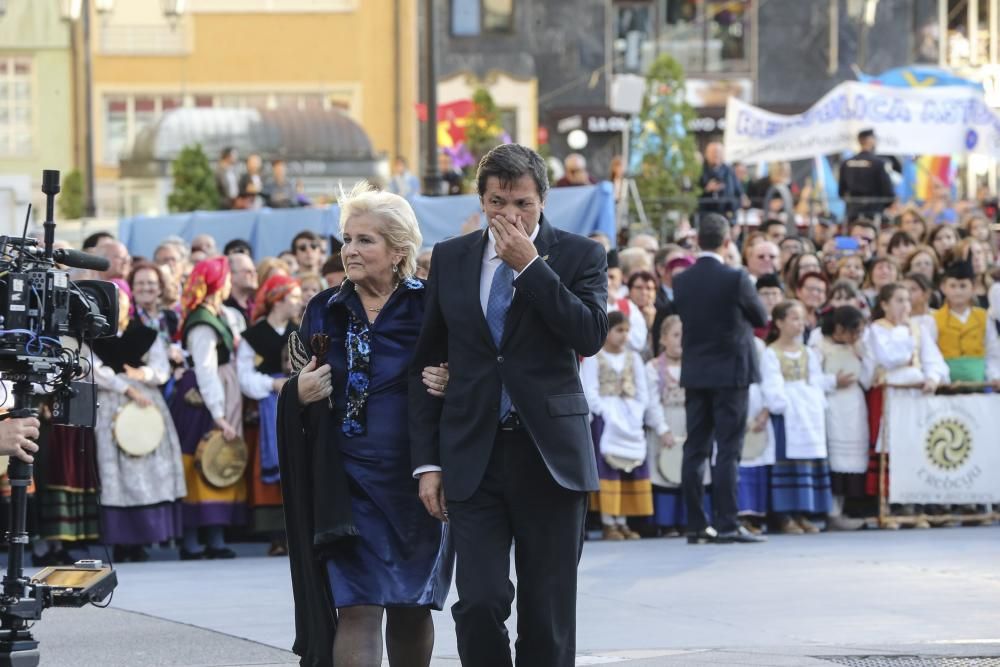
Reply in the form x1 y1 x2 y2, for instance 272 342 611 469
769 415 833 515
588 417 653 517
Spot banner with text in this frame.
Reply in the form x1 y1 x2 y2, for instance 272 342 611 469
887 389 1000 504
724 81 1000 163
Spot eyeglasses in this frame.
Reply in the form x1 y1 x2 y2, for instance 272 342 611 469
296 242 322 252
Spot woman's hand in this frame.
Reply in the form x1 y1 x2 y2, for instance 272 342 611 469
272 377 288 394
659 431 675 449
423 363 449 398
214 417 237 441
297 356 332 406
123 364 147 383
922 378 939 394
125 386 152 409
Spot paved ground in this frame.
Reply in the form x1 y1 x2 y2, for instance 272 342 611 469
15 526 1000 665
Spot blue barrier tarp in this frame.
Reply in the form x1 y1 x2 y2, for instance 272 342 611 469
120 182 616 261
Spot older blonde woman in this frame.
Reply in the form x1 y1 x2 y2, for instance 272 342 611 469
278 183 452 667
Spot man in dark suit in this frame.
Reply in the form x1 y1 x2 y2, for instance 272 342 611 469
672 213 768 544
409 144 608 667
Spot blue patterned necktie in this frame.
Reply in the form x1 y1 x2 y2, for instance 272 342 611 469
486 260 514 419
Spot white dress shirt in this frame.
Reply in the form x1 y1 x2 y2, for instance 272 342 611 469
415 224 542 479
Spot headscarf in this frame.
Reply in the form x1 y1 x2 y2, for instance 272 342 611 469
180 256 230 323
251 274 299 323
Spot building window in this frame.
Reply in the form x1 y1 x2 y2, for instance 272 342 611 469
451 0 514 36
0 57 33 157
658 0 751 74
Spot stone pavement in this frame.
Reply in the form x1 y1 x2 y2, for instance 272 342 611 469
17 526 1000 665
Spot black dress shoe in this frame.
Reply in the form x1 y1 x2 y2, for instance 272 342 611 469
716 526 768 544
204 546 237 560
686 527 719 544
113 545 130 563
179 548 206 561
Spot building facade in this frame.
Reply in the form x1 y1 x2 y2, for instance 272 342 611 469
90 0 418 216
0 2 74 234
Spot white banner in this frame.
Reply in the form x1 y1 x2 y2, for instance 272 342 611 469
886 389 1000 504
723 81 1000 163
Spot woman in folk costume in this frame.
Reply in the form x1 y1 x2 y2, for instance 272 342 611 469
860 282 948 529
814 305 868 530
91 279 186 562
643 315 686 536
237 274 302 556
581 310 656 540
761 300 835 534
168 256 246 560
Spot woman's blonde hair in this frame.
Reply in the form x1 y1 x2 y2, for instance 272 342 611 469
339 181 423 279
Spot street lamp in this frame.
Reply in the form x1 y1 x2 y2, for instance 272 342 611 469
0 0 8 19
421 0 441 195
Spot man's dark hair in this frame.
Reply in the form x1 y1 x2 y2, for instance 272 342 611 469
476 144 549 201
220 146 235 161
759 218 786 234
321 254 344 274
82 231 114 251
858 129 875 142
224 238 252 256
607 310 627 330
697 213 730 252
849 219 878 236
291 230 322 252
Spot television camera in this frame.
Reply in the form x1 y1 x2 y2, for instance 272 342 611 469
0 170 120 666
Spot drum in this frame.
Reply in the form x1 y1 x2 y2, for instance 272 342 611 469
742 422 769 461
113 401 164 457
656 437 685 485
195 429 248 489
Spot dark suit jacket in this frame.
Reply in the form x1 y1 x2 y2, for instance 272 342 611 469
409 216 608 502
672 256 767 389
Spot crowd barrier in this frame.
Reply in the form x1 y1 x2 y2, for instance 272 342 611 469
878 385 1000 527
119 182 617 261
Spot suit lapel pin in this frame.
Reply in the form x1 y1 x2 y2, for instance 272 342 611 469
542 254 550 261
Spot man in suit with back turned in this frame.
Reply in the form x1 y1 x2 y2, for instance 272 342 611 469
672 213 768 544
409 143 608 666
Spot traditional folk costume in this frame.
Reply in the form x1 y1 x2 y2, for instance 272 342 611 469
91 307 186 548
739 338 775 519
860 318 948 497
608 298 649 357
168 258 247 549
932 304 1000 383
816 335 869 517
236 275 297 538
644 355 687 529
761 344 834 517
582 349 655 530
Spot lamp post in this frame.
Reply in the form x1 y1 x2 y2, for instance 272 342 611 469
421 0 441 195
0 1 7 18
61 0 114 218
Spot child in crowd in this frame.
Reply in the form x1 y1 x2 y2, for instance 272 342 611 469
861 283 948 529
755 273 784 339
739 335 774 533
933 261 1000 384
903 272 938 341
582 311 656 540
644 316 685 536
761 301 834 534
815 306 868 530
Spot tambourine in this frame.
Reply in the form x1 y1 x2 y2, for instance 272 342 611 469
195 429 248 489
113 401 164 457
742 423 769 461
656 437 685 485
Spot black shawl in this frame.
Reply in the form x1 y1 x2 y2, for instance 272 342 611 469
277 373 359 666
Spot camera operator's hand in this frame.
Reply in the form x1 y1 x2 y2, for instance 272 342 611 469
0 417 41 464
125 386 153 409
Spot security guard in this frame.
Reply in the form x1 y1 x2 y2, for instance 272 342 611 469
838 129 895 222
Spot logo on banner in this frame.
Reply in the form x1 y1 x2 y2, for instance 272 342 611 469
966 130 979 150
924 418 972 471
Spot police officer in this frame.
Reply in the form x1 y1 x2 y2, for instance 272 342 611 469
838 129 895 222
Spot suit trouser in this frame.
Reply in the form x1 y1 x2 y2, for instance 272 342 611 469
447 427 588 667
682 387 749 534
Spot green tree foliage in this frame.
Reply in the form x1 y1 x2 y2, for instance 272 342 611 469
632 55 701 233
58 169 84 220
464 87 505 172
167 143 219 213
